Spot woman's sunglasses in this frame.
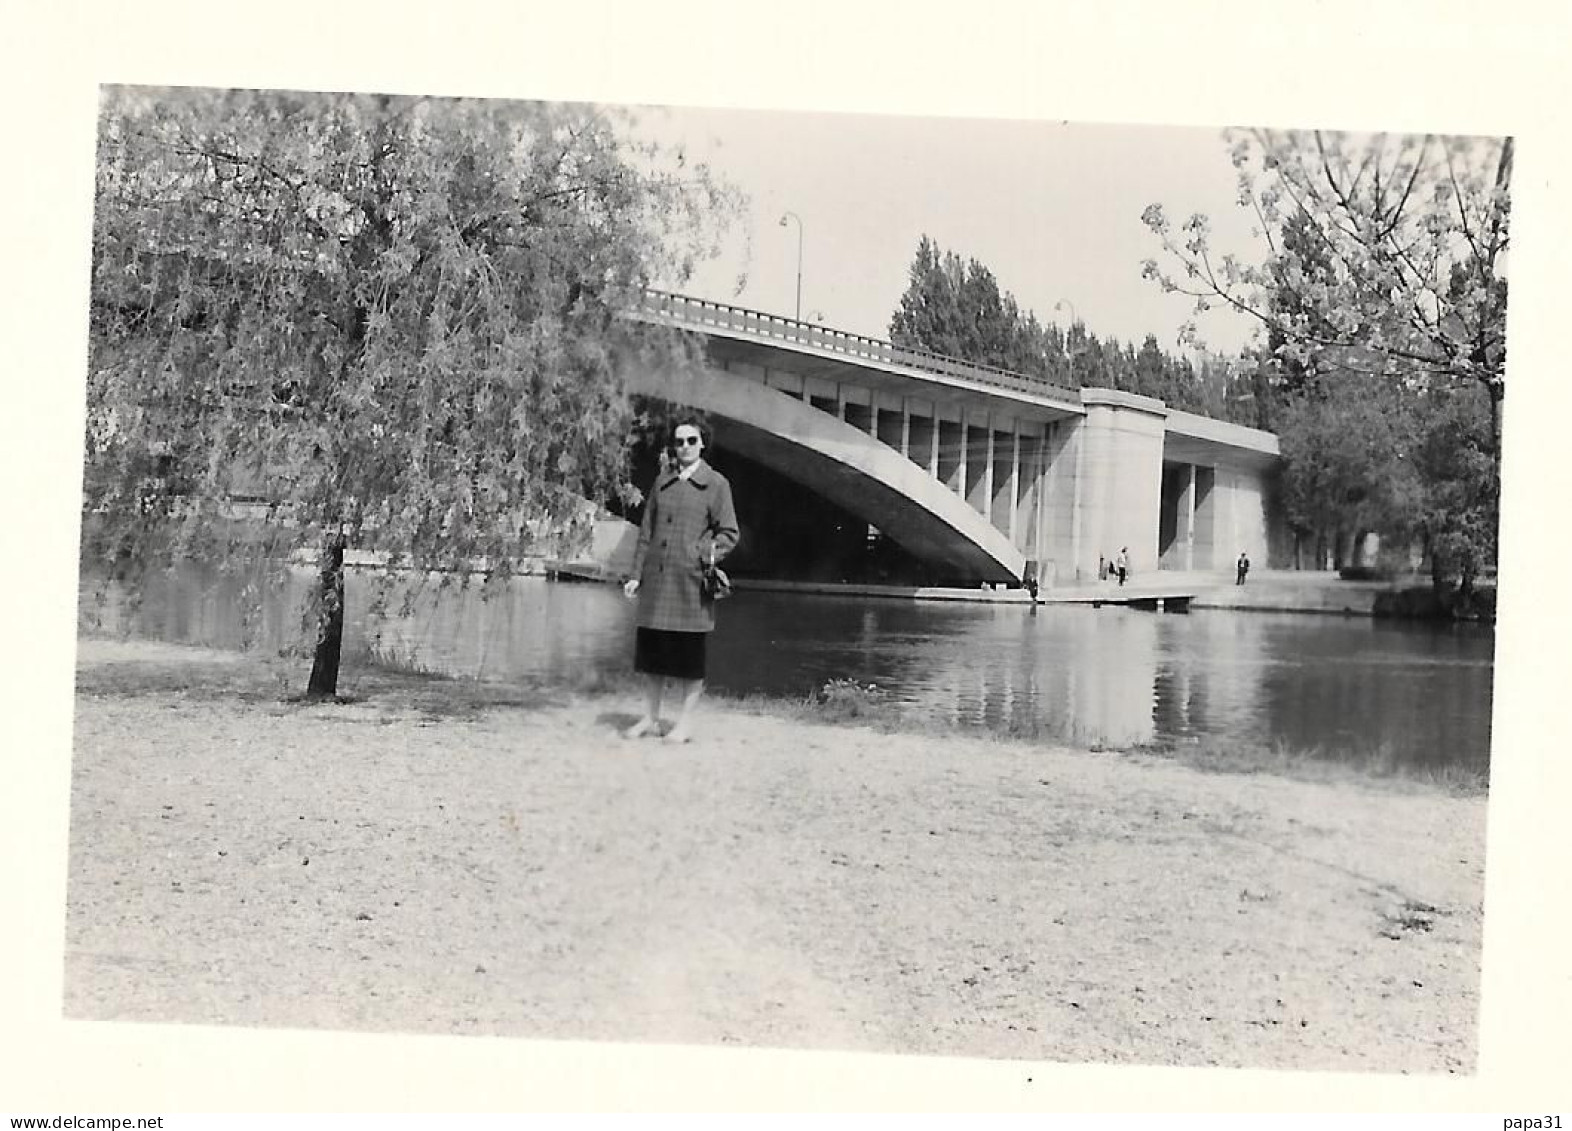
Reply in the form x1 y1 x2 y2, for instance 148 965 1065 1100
674 436 702 447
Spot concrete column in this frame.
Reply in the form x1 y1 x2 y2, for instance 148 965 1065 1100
929 408 940 479
1035 426 1051 572
1070 423 1084 580
983 415 995 520
1010 421 1021 543
1193 465 1220 570
900 400 911 461
905 404 935 472
1182 463 1197 570
956 418 967 499
836 383 847 423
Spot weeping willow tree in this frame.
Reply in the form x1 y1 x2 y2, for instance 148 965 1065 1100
85 85 737 698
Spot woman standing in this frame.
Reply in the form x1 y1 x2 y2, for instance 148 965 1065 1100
621 419 739 743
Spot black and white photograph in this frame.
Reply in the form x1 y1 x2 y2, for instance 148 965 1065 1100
5 0 1570 1116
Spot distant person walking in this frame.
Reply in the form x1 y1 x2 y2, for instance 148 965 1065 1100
1115 547 1129 587
1236 551 1251 586
622 419 740 744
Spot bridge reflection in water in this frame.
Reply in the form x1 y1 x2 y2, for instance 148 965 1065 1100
82 567 1495 775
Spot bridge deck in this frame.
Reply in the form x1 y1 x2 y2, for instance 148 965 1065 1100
638 290 1083 408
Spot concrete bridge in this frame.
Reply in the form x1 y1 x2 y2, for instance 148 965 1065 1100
624 291 1280 588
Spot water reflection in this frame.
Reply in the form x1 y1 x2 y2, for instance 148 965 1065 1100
79 566 1494 773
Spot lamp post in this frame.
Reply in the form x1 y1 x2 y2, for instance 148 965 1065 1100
778 211 803 322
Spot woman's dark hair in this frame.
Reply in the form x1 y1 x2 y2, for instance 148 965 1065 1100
670 417 710 449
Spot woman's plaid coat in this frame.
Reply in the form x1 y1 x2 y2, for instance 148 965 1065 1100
630 460 740 633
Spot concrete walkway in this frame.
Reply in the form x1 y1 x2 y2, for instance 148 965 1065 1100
1185 569 1399 615
731 569 1404 615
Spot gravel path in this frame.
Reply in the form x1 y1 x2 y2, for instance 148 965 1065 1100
64 638 1485 1072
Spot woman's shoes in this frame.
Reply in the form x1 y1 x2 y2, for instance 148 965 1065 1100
621 717 694 742
621 717 658 740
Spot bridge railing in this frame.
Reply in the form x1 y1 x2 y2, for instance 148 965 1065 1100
638 290 1082 405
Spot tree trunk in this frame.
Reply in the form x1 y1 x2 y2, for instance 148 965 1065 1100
1489 385 1503 566
1428 537 1446 592
306 531 347 701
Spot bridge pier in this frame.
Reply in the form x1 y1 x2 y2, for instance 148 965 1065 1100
1029 388 1169 583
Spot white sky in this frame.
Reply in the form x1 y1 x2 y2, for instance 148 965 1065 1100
632 105 1267 356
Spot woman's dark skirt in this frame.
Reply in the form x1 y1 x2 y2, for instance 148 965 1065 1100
634 627 708 681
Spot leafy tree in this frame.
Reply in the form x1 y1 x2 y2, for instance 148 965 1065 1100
1142 130 1511 583
890 235 1060 380
956 261 1011 366
85 86 736 698
1103 339 1137 394
889 235 968 358
1142 131 1509 406
1275 370 1423 567
1410 382 1497 594
1002 308 1053 381
1133 334 1168 400
1235 353 1284 430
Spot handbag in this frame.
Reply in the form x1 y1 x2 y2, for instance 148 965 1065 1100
701 543 733 601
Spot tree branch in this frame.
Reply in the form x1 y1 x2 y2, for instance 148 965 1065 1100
1379 135 1430 243
1443 144 1485 265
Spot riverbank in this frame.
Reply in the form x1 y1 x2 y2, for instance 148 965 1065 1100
65 636 1485 1072
715 570 1391 613
708 569 1487 620
288 549 1489 621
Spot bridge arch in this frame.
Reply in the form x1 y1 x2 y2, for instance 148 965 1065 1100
623 359 1026 583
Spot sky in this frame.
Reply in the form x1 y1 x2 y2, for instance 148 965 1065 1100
631 105 1266 357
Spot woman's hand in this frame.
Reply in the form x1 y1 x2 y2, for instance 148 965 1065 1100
623 578 640 599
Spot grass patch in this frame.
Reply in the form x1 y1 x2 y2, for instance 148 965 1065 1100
357 639 644 702
328 640 566 719
76 633 564 721
709 677 933 733
1124 735 1488 797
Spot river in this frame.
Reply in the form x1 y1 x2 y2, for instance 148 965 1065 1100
79 566 1495 775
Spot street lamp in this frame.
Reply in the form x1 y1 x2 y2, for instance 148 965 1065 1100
778 211 803 322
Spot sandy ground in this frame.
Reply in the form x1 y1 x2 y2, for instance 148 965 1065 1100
64 638 1486 1073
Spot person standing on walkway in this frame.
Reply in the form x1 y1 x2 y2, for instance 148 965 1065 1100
621 419 740 743
1236 551 1251 586
1115 547 1129 587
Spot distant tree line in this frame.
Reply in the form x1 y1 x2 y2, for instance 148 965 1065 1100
887 235 1263 420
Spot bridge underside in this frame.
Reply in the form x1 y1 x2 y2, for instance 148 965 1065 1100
624 360 1024 584
712 418 1014 581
